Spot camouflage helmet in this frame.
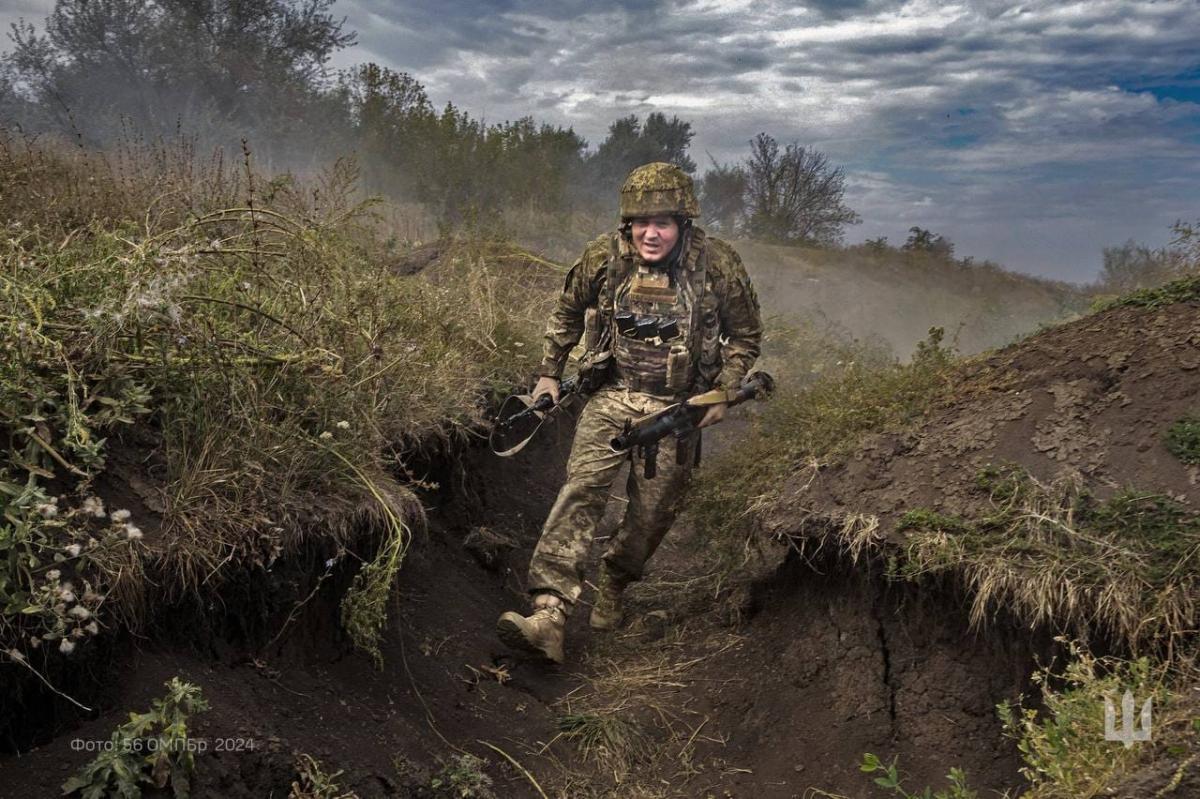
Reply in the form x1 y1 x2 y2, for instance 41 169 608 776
619 162 700 219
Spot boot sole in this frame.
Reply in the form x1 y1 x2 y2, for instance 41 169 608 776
496 615 562 664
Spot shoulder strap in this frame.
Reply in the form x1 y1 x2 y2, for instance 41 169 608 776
600 232 634 329
684 227 709 381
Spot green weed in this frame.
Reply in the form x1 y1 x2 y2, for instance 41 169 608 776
428 754 496 799
62 677 209 799
290 753 360 799
997 642 1196 798
1164 415 1200 465
859 753 977 799
1100 275 1200 310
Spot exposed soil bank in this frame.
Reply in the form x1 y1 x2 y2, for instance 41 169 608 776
673 546 1050 796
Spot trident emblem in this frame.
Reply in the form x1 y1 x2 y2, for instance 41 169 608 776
1104 690 1152 747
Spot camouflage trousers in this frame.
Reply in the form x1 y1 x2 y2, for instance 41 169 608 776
527 385 696 612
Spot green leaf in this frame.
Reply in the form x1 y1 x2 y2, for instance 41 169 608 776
61 775 89 794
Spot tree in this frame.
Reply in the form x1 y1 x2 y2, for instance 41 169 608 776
586 112 696 204
339 64 434 195
1099 239 1179 292
5 0 355 157
698 159 747 235
862 236 891 254
901 227 955 258
743 133 859 245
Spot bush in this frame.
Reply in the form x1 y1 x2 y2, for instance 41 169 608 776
998 642 1197 798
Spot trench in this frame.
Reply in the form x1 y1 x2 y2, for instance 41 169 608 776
0 415 1052 798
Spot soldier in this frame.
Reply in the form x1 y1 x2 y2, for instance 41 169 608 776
496 162 763 663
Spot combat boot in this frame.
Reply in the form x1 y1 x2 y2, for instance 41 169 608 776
497 602 565 664
589 570 627 631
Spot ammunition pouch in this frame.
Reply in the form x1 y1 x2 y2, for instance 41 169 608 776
583 307 603 352
696 304 720 388
615 311 681 344
665 345 691 393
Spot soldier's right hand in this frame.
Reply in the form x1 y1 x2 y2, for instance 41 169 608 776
532 376 560 405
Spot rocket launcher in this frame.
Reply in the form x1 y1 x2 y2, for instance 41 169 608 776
610 371 775 478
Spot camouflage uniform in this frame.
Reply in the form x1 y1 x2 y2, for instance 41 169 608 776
527 219 763 610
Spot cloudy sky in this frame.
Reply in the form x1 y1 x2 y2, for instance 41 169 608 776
4 0 1199 281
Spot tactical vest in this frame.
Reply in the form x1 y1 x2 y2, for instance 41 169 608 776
587 227 720 398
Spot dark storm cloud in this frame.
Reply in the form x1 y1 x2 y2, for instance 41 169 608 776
799 0 883 20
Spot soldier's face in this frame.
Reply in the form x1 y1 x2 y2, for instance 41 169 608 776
631 216 680 263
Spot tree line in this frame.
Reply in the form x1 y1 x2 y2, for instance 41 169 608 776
1 0 860 243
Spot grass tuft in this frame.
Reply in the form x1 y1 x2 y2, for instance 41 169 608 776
1165 415 1200 465
1100 274 1200 310
895 465 1200 649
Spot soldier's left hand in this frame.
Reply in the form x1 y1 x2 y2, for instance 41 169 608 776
697 402 727 429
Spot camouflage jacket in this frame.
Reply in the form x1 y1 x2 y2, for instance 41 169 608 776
535 226 763 391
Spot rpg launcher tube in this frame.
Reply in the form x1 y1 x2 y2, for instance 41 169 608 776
609 406 698 452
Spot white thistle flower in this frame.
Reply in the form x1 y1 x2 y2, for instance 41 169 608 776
336 420 350 430
65 544 82 558
46 569 62 582
85 621 100 636
35 503 58 518
82 496 106 518
58 639 75 655
111 509 131 523
318 431 333 440
6 648 25 663
124 525 144 541
59 590 76 603
68 606 92 620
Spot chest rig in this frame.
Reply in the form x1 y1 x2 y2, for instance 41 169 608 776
602 227 708 398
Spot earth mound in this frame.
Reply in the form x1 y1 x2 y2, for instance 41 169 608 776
772 296 1200 528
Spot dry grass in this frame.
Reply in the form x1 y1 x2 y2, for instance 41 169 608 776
892 467 1200 653
540 623 745 798
0 132 550 664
